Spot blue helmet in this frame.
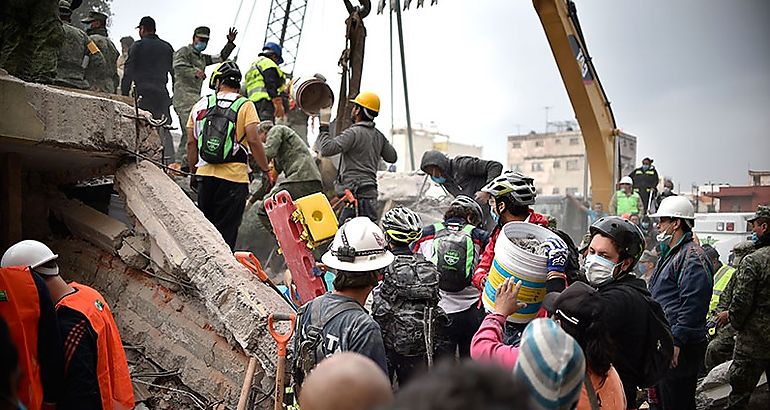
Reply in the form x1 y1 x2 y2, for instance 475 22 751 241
262 42 284 64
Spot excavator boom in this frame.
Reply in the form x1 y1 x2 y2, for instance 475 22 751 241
533 0 618 207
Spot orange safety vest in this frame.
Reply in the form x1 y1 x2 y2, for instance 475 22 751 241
56 283 135 410
0 266 44 410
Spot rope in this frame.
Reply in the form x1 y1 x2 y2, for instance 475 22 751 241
234 0 261 61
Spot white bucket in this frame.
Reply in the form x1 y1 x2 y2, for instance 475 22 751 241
290 75 334 115
482 221 561 323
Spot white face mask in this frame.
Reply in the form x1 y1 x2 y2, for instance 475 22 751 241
584 254 620 286
656 224 674 244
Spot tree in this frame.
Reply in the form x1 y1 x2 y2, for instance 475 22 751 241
71 0 113 29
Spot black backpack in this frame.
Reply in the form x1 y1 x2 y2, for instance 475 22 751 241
372 254 446 357
197 95 249 164
619 286 674 387
431 222 478 292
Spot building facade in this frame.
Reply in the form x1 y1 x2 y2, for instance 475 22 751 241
506 130 637 200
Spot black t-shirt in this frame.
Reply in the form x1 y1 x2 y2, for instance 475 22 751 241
57 304 102 410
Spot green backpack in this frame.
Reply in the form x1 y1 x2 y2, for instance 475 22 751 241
198 95 249 164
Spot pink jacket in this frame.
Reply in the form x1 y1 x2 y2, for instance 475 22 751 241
470 313 519 369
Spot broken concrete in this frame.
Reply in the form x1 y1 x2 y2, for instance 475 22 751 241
49 196 129 252
696 360 768 409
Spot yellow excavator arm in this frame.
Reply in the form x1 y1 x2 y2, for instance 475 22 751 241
533 0 619 207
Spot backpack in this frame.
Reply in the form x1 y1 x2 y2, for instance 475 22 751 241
618 286 674 387
197 95 249 164
372 254 446 357
431 222 477 292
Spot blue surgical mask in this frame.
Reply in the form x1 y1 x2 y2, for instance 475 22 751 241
642 165 650 171
584 254 620 286
637 262 648 275
430 176 446 185
194 41 207 52
751 232 760 244
490 205 499 224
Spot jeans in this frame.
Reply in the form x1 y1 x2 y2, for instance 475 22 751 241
196 176 249 250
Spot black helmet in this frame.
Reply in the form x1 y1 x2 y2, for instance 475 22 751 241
450 195 483 226
209 60 241 89
589 216 645 271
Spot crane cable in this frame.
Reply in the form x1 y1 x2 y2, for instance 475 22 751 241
233 0 261 61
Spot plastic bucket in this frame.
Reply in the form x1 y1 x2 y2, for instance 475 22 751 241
482 221 561 323
290 75 334 115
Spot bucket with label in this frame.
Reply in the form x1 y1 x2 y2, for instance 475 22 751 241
482 221 562 323
290 75 334 115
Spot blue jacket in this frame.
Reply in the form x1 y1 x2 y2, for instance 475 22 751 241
649 232 714 346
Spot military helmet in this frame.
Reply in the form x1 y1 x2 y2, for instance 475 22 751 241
209 60 241 89
589 216 645 271
381 206 423 244
58 0 72 15
449 195 483 226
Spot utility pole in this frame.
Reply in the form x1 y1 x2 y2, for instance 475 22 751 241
394 0 416 171
544 106 552 133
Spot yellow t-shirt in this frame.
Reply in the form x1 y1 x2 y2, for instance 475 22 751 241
187 92 259 183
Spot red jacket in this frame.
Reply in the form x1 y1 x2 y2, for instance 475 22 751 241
471 210 549 290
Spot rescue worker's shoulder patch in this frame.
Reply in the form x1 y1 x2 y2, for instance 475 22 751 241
0 289 7 302
87 40 101 55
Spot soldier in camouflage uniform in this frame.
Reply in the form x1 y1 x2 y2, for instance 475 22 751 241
172 26 237 166
727 205 770 409
82 11 119 93
54 1 106 90
703 240 755 372
0 0 65 84
254 121 323 231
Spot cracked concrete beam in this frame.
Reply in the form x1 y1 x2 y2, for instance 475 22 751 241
49 196 129 252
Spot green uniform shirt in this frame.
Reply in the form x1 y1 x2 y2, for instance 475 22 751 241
85 28 119 93
729 245 770 359
56 22 104 90
263 125 322 184
172 42 236 113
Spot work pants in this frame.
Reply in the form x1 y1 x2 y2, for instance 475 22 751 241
435 304 484 359
385 348 425 389
657 341 707 410
704 327 736 373
137 86 175 163
175 106 192 165
338 196 378 224
196 176 249 250
727 352 770 409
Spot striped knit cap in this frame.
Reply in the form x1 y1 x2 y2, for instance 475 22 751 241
513 318 586 410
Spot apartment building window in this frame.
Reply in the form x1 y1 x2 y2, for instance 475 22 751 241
566 187 579 196
552 187 560 195
531 162 544 172
569 137 580 145
512 142 522 148
535 140 544 147
553 160 561 169
566 159 580 171
555 138 561 144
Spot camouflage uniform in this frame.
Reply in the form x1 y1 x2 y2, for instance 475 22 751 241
84 25 119 93
172 28 235 163
0 0 64 84
255 124 323 230
55 21 104 90
727 206 770 409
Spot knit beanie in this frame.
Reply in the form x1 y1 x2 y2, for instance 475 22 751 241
513 318 586 410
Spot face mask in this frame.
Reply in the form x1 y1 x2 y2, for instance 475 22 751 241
641 221 649 230
637 262 648 275
642 165 650 171
430 176 446 184
194 41 207 52
84 22 92 30
490 205 499 224
751 232 760 244
584 254 620 286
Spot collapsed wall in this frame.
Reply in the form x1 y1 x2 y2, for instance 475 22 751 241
0 71 292 408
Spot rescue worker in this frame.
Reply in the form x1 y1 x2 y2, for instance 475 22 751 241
81 10 119 93
726 205 770 409
293 217 391 391
704 240 755 372
609 176 643 216
316 91 397 222
420 150 502 229
648 195 713 410
245 42 287 121
0 0 64 84
701 245 735 318
656 179 676 209
3 240 134 410
120 16 175 163
172 26 237 166
629 157 659 213
116 36 133 84
186 61 269 250
0 242 64 410
54 0 106 90
253 120 323 232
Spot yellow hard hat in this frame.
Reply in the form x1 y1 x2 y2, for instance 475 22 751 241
350 91 380 113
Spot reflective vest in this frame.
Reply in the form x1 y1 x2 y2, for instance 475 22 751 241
615 190 641 215
709 265 736 314
57 283 135 410
0 266 44 410
245 56 286 102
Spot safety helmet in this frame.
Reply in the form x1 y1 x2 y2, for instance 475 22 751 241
322 217 395 272
350 91 380 114
262 42 284 64
619 176 633 185
481 170 537 205
649 195 695 220
450 195 484 226
381 206 423 244
208 60 241 89
1 240 59 276
589 216 645 271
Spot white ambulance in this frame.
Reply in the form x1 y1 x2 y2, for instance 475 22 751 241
693 212 754 264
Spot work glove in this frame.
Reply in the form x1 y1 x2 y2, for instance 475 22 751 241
543 237 568 273
319 106 333 125
272 97 285 119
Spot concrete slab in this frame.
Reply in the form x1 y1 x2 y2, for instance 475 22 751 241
49 197 129 252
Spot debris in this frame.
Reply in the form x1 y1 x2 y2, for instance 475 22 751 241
511 238 549 256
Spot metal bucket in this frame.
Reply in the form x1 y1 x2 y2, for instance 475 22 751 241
482 221 561 323
290 75 334 115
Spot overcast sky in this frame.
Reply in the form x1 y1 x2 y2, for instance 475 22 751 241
108 0 770 188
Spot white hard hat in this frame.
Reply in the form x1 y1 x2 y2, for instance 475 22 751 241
322 217 395 272
619 176 633 185
1 240 60 276
649 196 695 220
